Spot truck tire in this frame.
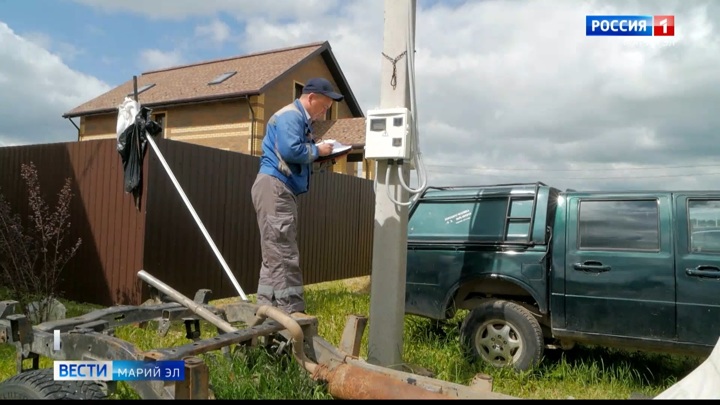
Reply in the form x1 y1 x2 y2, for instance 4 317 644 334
0 368 107 400
460 299 544 372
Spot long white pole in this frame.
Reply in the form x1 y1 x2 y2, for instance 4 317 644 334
145 135 248 302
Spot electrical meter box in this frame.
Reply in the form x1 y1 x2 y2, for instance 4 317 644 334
364 108 412 160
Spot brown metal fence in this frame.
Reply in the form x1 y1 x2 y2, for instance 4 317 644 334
0 138 375 306
141 138 375 302
0 140 147 306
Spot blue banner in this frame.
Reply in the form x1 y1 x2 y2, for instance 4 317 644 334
586 15 653 36
112 360 185 381
54 360 185 381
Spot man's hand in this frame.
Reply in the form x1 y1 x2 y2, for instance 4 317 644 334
317 143 334 156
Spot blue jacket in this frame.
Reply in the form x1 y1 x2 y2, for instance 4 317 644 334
258 99 319 195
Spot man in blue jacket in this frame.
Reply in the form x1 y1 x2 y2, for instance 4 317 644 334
251 77 343 315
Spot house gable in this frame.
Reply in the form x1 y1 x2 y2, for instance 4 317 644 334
65 41 369 177
262 54 357 130
63 41 363 119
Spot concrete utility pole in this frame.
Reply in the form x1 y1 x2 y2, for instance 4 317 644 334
367 0 416 368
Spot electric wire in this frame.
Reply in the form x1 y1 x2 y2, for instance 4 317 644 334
426 163 720 172
384 4 429 207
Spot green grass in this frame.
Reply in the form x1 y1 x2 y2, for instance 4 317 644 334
0 280 704 399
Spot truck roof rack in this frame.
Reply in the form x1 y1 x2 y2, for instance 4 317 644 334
425 181 548 192
417 181 550 245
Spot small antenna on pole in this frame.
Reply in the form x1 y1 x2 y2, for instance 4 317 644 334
133 75 139 101
126 73 249 301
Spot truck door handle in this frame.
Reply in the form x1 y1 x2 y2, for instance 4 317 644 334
573 261 611 273
686 265 720 279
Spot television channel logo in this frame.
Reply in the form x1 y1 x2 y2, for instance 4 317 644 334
53 360 185 381
586 15 674 37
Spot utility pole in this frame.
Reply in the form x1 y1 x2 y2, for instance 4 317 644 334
367 0 416 368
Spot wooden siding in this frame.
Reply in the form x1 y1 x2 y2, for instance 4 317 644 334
80 113 117 139
263 54 354 127
80 99 255 154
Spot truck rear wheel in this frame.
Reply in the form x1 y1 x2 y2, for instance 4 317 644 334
460 299 544 371
0 368 107 400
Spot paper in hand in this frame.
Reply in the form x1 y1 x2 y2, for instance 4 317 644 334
315 139 352 162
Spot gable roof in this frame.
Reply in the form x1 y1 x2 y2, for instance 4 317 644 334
63 41 363 118
312 117 367 147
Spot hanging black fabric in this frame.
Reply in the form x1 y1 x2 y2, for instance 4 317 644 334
117 106 162 210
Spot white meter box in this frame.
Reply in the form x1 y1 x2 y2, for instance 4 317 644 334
364 108 412 160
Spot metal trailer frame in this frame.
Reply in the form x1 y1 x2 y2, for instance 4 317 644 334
0 270 514 400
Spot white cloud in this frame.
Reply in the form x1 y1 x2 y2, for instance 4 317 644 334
72 0 339 21
240 1 385 113
195 19 231 45
23 31 84 61
138 49 186 71
65 0 720 190
24 32 52 49
0 22 111 146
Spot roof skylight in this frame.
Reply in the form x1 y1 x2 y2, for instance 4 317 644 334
208 71 237 85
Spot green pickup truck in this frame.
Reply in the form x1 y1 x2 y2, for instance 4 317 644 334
404 182 720 371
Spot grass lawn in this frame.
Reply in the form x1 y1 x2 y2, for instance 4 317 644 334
0 278 703 399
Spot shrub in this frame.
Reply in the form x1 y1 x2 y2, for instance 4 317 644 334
0 162 81 323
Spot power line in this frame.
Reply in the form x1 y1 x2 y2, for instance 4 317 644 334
429 170 720 180
426 163 720 172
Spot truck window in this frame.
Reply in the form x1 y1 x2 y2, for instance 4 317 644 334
578 199 659 251
688 199 720 253
408 199 506 240
507 198 534 241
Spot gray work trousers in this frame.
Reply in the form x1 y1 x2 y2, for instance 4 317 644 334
251 173 305 314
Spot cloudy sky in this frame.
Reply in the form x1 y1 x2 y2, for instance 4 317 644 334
1 0 719 191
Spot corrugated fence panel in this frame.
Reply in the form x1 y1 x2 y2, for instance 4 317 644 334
142 139 375 302
0 140 147 306
142 138 257 301
297 169 376 285
2 138 373 306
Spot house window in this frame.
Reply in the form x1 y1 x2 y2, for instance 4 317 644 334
152 113 166 137
347 153 363 163
294 82 304 100
325 102 334 120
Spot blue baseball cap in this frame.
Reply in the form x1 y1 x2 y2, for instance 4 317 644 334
302 78 344 101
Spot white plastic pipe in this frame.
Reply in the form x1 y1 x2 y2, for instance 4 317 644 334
145 135 248 302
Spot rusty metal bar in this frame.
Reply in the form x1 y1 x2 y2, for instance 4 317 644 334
339 315 367 357
470 373 494 393
174 356 210 400
7 314 32 345
137 270 237 333
313 361 454 400
342 358 513 399
33 301 191 333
